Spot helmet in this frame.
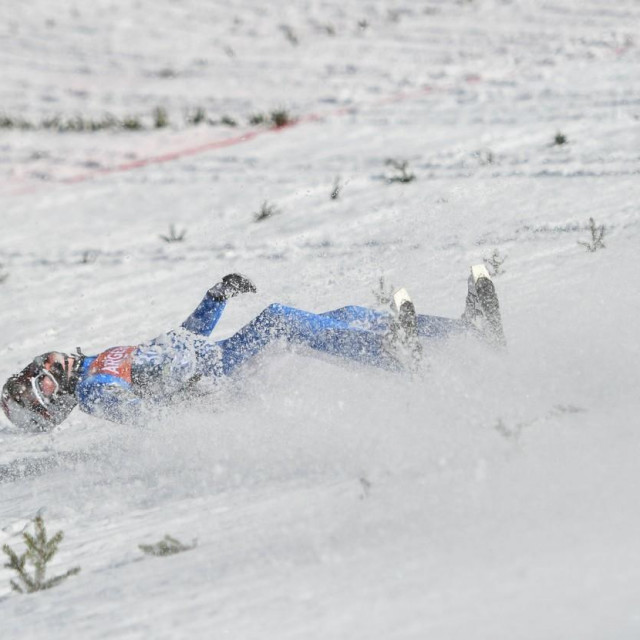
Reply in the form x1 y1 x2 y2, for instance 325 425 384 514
1 353 79 431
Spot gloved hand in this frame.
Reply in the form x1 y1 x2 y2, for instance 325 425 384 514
207 273 257 301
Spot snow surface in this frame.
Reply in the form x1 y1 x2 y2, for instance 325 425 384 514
1 1 640 638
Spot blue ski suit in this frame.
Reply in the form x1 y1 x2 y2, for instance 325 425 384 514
74 292 463 423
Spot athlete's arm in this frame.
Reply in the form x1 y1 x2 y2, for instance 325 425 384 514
181 274 256 337
180 295 227 336
76 376 146 424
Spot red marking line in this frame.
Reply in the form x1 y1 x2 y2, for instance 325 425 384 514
62 84 446 185
9 77 483 191
62 130 264 184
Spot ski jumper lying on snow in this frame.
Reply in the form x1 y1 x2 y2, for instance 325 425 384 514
1 269 505 431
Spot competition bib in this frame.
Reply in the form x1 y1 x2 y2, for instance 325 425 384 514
88 346 136 383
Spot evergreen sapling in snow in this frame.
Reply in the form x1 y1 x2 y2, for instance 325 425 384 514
270 108 293 128
483 248 507 276
254 201 279 222
330 176 342 200
578 217 606 252
385 158 416 183
2 515 80 594
372 275 395 306
553 131 568 146
139 535 197 557
154 107 169 129
160 224 187 243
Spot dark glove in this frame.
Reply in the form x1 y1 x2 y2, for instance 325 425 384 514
207 273 257 301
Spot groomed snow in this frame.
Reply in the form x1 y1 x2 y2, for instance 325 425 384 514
1 1 639 638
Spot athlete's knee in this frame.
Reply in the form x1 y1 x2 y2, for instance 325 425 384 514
340 305 368 316
267 302 286 313
258 303 287 320
253 303 291 335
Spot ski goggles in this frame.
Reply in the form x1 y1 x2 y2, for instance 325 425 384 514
30 367 61 406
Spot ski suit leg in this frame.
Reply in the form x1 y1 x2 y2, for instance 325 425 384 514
319 306 391 331
211 304 400 377
416 314 466 338
321 305 466 339
132 304 469 394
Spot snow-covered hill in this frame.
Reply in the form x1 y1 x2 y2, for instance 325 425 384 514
1 1 639 638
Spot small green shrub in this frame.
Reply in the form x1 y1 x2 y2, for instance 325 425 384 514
483 248 507 276
554 132 568 146
220 115 238 127
2 515 80 594
330 176 342 200
159 224 187 243
385 158 416 183
122 116 143 131
0 114 33 130
139 535 196 557
154 107 170 129
249 113 267 126
80 250 98 265
578 217 605 252
254 201 279 222
41 115 62 130
372 276 395 306
249 109 294 128
90 114 118 131
186 108 207 125
157 68 177 79
280 25 299 46
473 149 494 165
270 109 293 127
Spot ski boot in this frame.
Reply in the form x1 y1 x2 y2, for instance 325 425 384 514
461 264 506 349
386 287 422 370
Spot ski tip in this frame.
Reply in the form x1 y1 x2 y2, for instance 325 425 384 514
391 287 413 313
470 263 491 283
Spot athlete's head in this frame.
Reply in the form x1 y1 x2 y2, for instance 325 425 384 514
1 352 79 431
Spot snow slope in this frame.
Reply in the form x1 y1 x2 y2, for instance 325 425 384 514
1 1 639 638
